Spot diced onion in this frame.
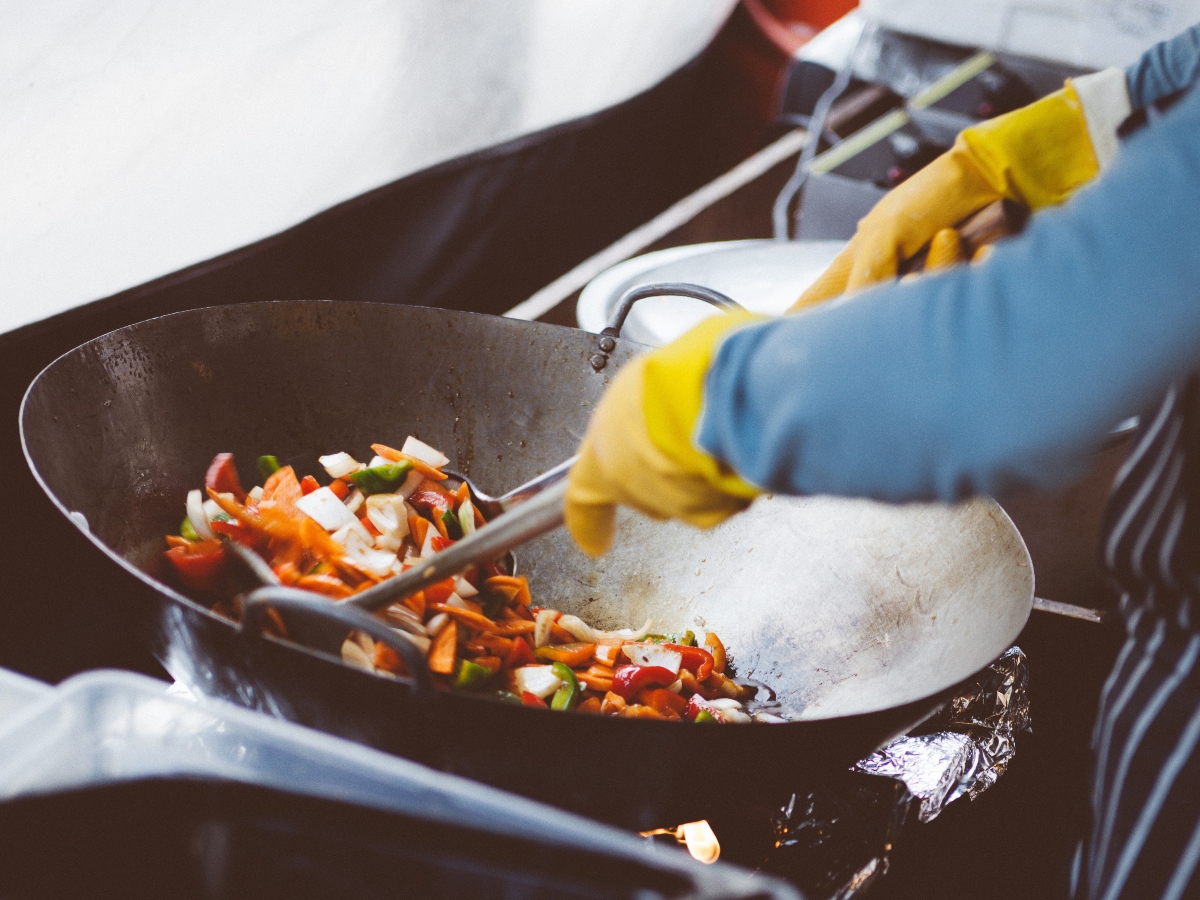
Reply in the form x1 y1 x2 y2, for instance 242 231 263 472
343 488 365 515
426 613 449 635
401 436 450 468
365 494 408 537
374 531 404 552
247 485 264 503
513 665 562 698
421 527 440 558
368 455 392 469
319 452 363 479
624 644 682 676
453 575 478 598
719 708 752 724
296 487 358 531
397 471 423 500
593 643 622 667
186 489 215 540
753 712 787 724
668 679 684 694
340 638 372 670
445 593 468 610
705 698 744 710
534 608 557 648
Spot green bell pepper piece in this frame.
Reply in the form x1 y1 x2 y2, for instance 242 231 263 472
347 460 414 495
550 662 580 711
179 517 201 542
694 709 718 723
496 691 524 705
256 455 282 479
453 659 493 690
441 507 463 540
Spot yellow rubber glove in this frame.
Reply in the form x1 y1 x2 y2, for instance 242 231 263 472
565 313 763 557
790 68 1130 311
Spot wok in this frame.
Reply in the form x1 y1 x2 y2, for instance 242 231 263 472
20 300 1033 829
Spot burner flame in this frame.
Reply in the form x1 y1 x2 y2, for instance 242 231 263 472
639 819 720 864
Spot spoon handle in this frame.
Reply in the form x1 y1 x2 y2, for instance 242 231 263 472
496 454 578 512
343 479 568 614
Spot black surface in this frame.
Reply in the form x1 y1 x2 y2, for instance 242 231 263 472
0 778 700 900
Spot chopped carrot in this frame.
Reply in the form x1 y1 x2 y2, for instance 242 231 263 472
300 474 320 495
705 632 727 675
549 622 575 644
491 620 537 636
294 574 354 599
374 642 408 676
264 608 289 638
474 504 487 528
620 704 668 720
577 697 603 715
164 535 192 549
534 642 595 668
454 482 470 509
372 443 449 481
639 688 687 717
473 655 502 675
329 478 350 500
428 620 458 675
408 515 429 550
402 591 426 618
431 603 502 633
361 516 381 537
432 512 450 540
601 692 627 715
424 578 457 605
577 671 614 693
261 465 302 512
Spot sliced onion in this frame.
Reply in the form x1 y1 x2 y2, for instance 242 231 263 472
458 499 476 536
753 712 787 724
513 665 562 699
425 612 449 635
593 619 652 642
394 629 432 655
557 615 598 643
453 575 478 598
592 643 622 667
624 644 682 676
719 708 752 724
534 608 557 648
186 489 215 540
319 452 363 479
340 638 372 670
445 592 468 610
382 604 425 634
365 494 408 537
374 531 404 552
401 436 450 468
706 698 744 710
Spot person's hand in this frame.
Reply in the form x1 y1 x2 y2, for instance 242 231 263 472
790 67 1131 310
565 313 762 557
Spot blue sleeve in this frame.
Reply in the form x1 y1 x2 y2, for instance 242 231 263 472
696 84 1200 504
1126 22 1200 110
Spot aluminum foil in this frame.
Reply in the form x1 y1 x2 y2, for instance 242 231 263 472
854 646 1031 822
763 646 1031 898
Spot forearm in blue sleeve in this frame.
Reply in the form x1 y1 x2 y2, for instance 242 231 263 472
696 86 1200 504
1126 22 1200 110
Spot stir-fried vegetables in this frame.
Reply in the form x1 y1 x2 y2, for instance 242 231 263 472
163 437 773 722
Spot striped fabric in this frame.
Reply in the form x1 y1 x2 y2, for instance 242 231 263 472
1079 383 1200 899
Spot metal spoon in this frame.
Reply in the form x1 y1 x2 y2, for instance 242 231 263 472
442 455 576 519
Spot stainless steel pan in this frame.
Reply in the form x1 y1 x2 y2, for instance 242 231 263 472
20 300 1032 827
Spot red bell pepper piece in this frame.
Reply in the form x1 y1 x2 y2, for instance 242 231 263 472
205 453 246 502
503 636 536 669
664 644 715 682
299 474 320 495
209 518 260 548
408 489 452 518
429 535 454 554
611 665 677 701
685 693 718 722
164 539 226 591
521 691 548 708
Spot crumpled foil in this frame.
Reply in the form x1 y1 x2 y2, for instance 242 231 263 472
854 646 1031 822
762 646 1031 899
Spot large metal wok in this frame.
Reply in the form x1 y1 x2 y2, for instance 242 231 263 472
20 300 1033 829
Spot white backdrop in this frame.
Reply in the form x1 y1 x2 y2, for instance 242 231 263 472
0 0 735 334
